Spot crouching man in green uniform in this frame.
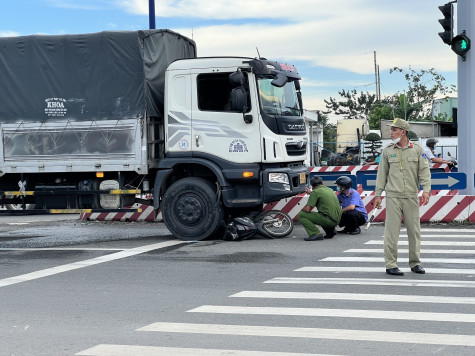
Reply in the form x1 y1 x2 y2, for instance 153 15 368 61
374 118 431 276
298 175 342 241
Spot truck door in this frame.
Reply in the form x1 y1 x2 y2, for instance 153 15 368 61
190 70 261 164
166 69 193 155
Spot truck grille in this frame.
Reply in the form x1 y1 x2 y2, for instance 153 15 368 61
285 142 307 156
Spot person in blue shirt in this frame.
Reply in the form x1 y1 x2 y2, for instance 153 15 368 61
334 176 368 235
367 152 381 165
375 152 381 164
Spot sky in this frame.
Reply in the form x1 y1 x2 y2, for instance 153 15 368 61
0 0 459 122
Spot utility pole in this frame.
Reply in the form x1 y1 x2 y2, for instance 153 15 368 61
373 51 381 101
457 0 475 195
377 65 380 100
149 0 156 29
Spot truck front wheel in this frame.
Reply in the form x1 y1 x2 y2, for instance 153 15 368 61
162 177 223 241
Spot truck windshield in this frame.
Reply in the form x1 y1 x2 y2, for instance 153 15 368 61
257 79 301 116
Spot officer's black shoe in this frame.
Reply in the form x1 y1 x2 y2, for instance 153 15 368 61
305 233 324 241
338 228 351 234
411 265 425 274
324 228 337 239
386 267 404 276
350 227 361 235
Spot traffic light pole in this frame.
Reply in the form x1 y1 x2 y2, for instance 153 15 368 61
457 0 475 195
149 0 156 29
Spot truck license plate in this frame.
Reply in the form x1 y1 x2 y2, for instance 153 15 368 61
299 172 306 184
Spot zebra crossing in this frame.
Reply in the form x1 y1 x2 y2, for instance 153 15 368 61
77 227 475 355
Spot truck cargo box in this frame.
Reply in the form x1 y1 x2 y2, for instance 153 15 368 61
0 30 196 174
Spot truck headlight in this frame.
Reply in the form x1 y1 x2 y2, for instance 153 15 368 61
269 173 289 184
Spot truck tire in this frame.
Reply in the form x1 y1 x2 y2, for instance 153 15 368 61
162 177 223 241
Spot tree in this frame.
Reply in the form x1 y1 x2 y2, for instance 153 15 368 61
388 67 456 122
369 94 418 129
369 101 393 129
317 111 337 154
324 89 377 120
363 132 383 160
324 67 455 130
407 130 418 141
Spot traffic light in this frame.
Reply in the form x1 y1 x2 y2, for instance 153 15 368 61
452 32 471 60
438 3 453 45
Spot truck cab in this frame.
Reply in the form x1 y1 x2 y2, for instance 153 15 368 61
155 57 308 239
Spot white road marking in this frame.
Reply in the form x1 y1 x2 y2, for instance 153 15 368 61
320 256 475 264
295 266 475 274
404 235 475 238
345 248 475 254
230 291 475 304
137 322 475 347
367 240 475 246
265 277 475 288
407 228 475 233
189 305 475 323
0 248 124 251
0 240 183 288
75 344 335 356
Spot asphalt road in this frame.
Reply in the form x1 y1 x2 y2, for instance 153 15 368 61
0 215 474 355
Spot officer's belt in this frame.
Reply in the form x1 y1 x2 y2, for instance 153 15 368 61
319 212 337 224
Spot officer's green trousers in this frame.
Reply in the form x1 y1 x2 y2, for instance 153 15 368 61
298 211 337 236
384 196 421 269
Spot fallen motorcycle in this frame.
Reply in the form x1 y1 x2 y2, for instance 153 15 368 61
223 210 294 241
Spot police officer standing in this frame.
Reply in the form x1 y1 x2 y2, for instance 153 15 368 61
374 118 431 276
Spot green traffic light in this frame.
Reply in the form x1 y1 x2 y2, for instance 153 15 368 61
451 34 471 57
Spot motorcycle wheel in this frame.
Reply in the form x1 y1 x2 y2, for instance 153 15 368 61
255 210 293 238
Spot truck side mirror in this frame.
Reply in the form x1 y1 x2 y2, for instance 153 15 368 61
229 70 252 123
230 88 253 123
229 70 245 85
230 87 247 111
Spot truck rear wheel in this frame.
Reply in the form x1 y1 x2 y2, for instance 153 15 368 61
162 177 223 241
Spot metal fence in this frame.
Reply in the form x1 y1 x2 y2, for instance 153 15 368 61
310 141 458 167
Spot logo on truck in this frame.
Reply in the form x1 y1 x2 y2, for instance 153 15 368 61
178 138 190 151
45 98 67 117
229 139 248 153
287 123 305 131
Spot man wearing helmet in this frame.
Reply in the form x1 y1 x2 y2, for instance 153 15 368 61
374 118 431 276
424 138 454 168
335 176 367 235
298 175 342 241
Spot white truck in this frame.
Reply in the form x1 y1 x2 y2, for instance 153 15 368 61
0 29 308 240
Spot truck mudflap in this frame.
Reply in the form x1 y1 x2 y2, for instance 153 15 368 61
261 165 308 204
